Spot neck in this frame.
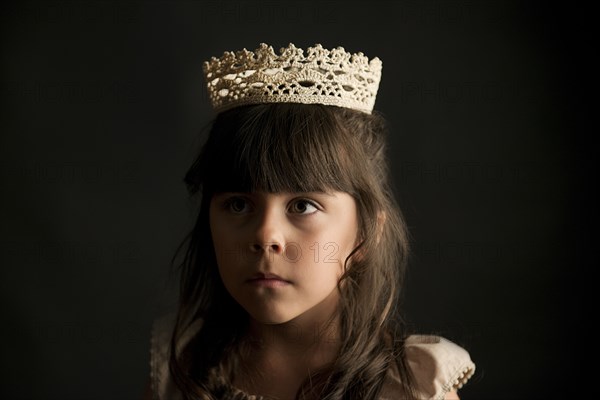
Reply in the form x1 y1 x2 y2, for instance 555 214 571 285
231 294 343 398
248 314 340 353
245 291 343 361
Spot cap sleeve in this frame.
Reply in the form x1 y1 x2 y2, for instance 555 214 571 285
405 335 476 399
149 312 203 400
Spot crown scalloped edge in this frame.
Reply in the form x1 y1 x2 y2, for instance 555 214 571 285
202 43 382 114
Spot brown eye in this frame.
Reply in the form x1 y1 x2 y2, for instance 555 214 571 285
227 197 249 213
290 199 318 215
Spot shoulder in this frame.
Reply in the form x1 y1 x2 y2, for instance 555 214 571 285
149 312 204 400
380 335 476 400
405 335 476 394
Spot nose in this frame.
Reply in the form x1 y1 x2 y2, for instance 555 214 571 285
248 205 285 255
249 242 282 253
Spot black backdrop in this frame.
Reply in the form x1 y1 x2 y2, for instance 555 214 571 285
1 1 590 399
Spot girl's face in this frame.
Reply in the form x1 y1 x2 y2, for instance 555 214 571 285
209 191 359 325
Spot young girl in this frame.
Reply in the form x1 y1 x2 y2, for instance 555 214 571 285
143 43 475 400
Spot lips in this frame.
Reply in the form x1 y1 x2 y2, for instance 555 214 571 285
247 272 291 283
246 272 292 288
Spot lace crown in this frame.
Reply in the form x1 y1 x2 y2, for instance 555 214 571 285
202 43 382 114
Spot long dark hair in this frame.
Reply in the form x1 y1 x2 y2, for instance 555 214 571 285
168 103 417 399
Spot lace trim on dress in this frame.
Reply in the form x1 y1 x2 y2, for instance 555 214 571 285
150 314 476 400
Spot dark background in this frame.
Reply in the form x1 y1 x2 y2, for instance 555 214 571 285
1 1 590 399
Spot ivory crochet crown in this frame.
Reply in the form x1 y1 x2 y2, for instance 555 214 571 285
203 43 382 114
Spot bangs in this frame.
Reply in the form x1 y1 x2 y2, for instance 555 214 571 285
194 104 361 195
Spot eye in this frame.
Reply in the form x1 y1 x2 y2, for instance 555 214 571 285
289 199 319 215
224 196 251 214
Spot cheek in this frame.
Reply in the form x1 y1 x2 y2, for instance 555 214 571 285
211 225 227 251
299 230 355 279
209 212 235 272
327 218 359 260
305 217 357 261
211 232 239 274
332 220 360 272
209 207 237 246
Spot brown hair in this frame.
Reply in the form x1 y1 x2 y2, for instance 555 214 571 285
168 103 417 399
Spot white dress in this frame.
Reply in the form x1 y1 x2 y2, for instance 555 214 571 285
150 313 476 400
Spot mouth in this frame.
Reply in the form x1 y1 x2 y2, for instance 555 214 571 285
246 272 292 287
